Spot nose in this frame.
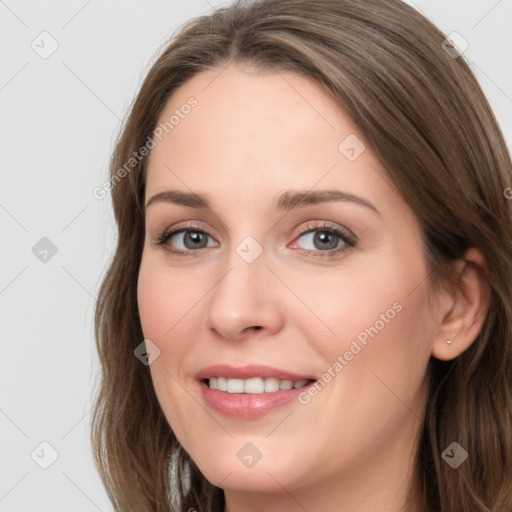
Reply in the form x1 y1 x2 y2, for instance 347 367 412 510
204 245 284 341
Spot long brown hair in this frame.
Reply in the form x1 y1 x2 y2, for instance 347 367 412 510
91 0 512 510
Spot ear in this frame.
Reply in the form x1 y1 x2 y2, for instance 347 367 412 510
431 247 491 361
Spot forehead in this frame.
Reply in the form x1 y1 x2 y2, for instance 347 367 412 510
144 64 402 221
151 63 353 154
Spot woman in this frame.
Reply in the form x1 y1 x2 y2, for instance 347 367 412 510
91 0 512 510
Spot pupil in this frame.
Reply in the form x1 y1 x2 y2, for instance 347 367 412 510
182 231 339 251
186 231 205 248
315 231 337 250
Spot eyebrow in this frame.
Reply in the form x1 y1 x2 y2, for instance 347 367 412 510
145 189 381 217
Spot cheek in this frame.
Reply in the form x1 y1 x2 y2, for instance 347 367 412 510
298 247 434 404
136 258 204 435
287 259 434 466
137 257 205 342
292 261 428 356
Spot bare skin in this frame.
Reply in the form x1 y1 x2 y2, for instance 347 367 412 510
137 63 490 512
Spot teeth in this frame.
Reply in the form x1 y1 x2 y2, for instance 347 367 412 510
279 380 293 390
217 377 227 392
245 377 265 394
264 377 279 392
293 380 310 389
227 378 244 393
207 377 313 393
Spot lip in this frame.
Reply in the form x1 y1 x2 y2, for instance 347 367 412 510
195 364 317 419
194 363 316 381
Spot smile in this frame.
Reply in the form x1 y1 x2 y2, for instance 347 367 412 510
206 377 315 393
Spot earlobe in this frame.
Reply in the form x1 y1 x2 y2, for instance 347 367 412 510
431 247 491 361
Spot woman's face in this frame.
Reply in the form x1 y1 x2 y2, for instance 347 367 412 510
137 64 438 501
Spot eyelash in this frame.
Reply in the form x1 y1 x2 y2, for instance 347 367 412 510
154 221 357 259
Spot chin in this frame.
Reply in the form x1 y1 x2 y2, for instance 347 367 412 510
184 435 306 492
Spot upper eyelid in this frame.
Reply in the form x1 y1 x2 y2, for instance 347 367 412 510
159 220 347 236
295 220 354 236
157 221 354 246
157 226 354 261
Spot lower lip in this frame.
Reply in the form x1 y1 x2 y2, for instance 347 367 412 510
198 380 316 419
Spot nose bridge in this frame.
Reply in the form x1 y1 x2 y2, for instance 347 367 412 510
204 233 282 339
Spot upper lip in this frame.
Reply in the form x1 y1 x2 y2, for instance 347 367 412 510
195 364 316 381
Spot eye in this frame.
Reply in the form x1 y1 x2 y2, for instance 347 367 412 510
154 224 217 256
290 221 356 258
154 221 356 259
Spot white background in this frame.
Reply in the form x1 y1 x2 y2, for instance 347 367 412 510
1 0 511 510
